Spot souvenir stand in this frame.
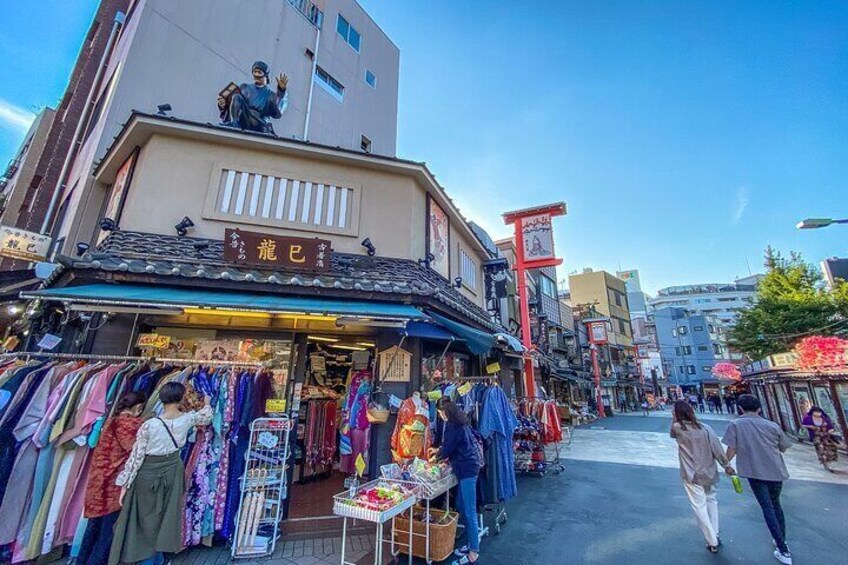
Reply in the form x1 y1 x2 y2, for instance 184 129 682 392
332 478 417 565
231 416 293 559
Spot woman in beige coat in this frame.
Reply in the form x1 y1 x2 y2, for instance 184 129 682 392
671 400 736 554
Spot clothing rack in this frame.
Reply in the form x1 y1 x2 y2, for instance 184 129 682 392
0 351 265 368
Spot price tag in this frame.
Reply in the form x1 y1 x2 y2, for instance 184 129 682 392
265 399 286 413
37 333 62 351
136 333 171 349
388 394 402 409
355 453 366 477
457 382 472 396
427 389 443 401
486 362 501 374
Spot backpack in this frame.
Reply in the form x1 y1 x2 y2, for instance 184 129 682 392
468 427 485 468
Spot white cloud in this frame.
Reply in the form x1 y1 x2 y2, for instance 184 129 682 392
0 99 36 133
732 186 750 223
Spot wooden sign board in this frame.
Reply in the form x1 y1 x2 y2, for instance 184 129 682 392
224 228 330 271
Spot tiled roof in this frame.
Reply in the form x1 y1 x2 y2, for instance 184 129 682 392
57 231 498 330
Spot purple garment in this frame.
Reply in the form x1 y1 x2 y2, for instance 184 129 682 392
802 410 834 441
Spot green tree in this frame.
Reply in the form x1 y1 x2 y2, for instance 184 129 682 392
728 248 848 359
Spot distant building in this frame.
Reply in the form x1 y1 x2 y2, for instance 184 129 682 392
0 109 55 227
568 269 633 351
648 275 762 326
616 269 649 316
821 257 848 288
653 306 729 388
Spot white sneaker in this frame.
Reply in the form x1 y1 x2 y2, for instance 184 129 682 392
773 549 792 564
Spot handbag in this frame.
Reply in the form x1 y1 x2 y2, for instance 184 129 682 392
366 391 390 424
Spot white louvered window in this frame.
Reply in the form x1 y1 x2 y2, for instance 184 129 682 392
460 250 477 290
206 168 358 235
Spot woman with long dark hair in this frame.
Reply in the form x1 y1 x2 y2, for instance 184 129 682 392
78 392 147 565
802 406 840 472
671 400 735 554
431 398 482 565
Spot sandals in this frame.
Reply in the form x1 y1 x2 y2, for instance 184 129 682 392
452 554 479 564
706 544 719 554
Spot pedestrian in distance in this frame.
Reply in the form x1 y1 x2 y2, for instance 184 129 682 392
78 392 147 565
697 393 706 413
431 398 483 565
725 395 735 415
670 400 735 554
109 382 213 565
722 394 793 564
641 398 650 416
801 406 841 472
688 392 699 411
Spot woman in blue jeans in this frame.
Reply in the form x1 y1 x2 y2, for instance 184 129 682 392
432 398 482 565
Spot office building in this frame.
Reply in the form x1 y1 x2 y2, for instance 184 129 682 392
648 275 762 326
653 306 729 387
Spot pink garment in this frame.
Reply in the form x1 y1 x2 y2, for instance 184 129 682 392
80 364 122 431
33 367 82 448
55 446 92 545
214 372 236 530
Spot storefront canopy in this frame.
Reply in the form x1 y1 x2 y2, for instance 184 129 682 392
426 311 496 355
24 283 425 320
400 321 459 341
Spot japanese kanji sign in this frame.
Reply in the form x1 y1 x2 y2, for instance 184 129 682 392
0 225 51 262
223 228 330 271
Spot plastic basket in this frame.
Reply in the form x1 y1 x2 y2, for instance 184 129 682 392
392 506 459 562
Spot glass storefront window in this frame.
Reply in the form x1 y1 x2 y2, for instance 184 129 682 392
774 384 797 433
835 383 848 431
812 384 838 423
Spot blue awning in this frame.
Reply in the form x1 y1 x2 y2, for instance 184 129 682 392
495 332 525 353
426 311 496 355
400 321 459 341
24 283 425 320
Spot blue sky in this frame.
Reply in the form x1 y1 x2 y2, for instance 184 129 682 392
1 1 846 294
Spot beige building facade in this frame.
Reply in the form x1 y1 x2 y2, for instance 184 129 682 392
53 0 400 257
92 113 489 308
568 269 633 348
0 109 55 228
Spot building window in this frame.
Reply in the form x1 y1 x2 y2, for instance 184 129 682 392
687 365 696 375
713 344 722 355
694 325 704 331
539 275 556 297
314 66 344 102
675 347 681 356
365 70 376 88
618 319 627 334
615 292 622 306
360 135 371 153
336 15 361 51
678 326 688 335
672 328 677 337
698 345 708 352
708 324 715 333
682 346 692 355
678 366 685 374
702 366 712 372
460 250 477 290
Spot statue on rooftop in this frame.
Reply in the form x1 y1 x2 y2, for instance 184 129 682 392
218 61 288 134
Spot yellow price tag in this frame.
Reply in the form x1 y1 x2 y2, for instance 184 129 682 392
355 453 366 477
427 389 443 401
457 382 472 396
486 362 501 374
265 399 286 413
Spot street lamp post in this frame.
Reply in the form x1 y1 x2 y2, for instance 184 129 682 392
796 218 848 230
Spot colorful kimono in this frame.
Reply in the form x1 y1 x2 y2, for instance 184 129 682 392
390 395 431 464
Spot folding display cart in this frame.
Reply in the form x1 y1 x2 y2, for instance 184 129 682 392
332 479 417 565
232 416 293 559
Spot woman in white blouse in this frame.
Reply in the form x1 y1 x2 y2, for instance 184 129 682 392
108 382 212 565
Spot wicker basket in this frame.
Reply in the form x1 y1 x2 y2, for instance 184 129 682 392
392 506 458 562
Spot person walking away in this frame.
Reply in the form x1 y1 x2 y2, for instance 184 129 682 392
670 401 734 553
723 394 792 564
688 392 699 411
715 395 724 414
707 394 715 413
697 393 706 413
641 398 650 416
802 406 840 472
618 393 628 413
725 395 735 415
431 398 482 565
78 393 147 565
109 383 212 565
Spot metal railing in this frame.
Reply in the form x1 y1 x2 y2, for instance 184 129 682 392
286 0 323 28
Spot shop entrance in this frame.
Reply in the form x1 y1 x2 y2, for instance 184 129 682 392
287 335 377 524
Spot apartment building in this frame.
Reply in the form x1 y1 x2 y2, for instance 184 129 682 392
653 306 729 386
648 275 762 326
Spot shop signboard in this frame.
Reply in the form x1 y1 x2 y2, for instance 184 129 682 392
136 333 171 349
588 321 609 345
520 213 556 262
0 225 51 262
224 228 330 271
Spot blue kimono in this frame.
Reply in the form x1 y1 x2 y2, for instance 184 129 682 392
478 385 518 501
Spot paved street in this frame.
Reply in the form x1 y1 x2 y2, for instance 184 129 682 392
480 412 848 565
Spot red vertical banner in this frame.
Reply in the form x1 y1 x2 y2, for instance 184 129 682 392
503 203 566 398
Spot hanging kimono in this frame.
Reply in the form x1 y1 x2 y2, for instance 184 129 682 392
390 394 431 464
479 385 518 502
339 371 371 474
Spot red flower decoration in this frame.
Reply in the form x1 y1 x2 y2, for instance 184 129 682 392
794 336 848 370
712 362 742 382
